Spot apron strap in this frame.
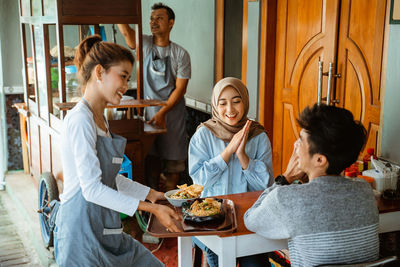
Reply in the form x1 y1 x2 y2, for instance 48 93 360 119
82 98 110 136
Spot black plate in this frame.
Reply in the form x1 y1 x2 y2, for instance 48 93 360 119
181 198 225 224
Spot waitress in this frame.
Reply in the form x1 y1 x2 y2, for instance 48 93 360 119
54 35 180 266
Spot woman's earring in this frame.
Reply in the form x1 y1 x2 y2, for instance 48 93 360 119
97 79 101 84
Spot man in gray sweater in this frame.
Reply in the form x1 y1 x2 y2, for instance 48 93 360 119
244 104 379 266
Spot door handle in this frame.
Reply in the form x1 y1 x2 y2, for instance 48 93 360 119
318 61 323 105
326 62 341 105
318 61 341 105
326 62 334 105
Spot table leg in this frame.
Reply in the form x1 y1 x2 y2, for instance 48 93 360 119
219 236 236 267
178 236 192 267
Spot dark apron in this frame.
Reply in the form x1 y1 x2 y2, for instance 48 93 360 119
54 100 163 266
143 44 188 161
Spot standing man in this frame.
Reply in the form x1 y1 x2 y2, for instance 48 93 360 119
244 104 379 266
118 3 191 191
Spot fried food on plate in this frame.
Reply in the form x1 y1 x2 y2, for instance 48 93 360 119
170 184 203 199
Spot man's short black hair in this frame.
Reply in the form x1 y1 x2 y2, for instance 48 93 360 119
297 103 367 175
152 2 175 21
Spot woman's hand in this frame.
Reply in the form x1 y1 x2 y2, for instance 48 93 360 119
236 120 251 156
236 120 251 169
138 202 182 232
221 121 249 163
146 189 165 203
153 204 182 232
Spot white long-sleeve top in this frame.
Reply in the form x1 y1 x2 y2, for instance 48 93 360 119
59 101 149 216
189 126 273 197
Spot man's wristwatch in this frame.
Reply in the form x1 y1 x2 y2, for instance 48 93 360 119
274 174 289 185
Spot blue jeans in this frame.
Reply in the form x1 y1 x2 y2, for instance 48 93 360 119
53 226 59 261
193 237 270 267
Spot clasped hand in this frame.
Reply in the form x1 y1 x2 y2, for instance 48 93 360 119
222 120 252 169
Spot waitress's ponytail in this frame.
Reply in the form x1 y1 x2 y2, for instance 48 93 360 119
74 35 102 88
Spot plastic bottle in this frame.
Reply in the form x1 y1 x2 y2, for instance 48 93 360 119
363 148 376 171
65 65 79 101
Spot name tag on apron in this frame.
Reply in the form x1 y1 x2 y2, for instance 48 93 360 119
112 157 123 164
103 228 123 235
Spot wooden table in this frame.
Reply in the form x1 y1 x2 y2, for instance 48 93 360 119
177 191 400 267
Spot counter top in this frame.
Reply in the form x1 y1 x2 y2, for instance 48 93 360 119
54 99 166 111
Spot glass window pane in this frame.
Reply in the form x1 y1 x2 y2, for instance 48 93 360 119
43 0 57 17
62 25 80 102
33 24 49 119
20 0 31 17
47 24 60 118
23 24 36 102
32 0 42 16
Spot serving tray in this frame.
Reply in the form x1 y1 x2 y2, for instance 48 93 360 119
146 199 237 238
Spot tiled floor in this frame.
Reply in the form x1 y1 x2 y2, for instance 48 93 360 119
0 190 41 266
121 210 179 267
2 171 180 267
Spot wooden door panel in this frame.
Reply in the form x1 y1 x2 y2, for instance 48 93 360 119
341 54 364 121
281 104 298 171
284 1 339 90
297 53 325 113
272 103 298 173
336 0 386 154
273 0 340 173
365 123 379 155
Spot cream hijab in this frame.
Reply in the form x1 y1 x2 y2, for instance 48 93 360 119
199 77 265 142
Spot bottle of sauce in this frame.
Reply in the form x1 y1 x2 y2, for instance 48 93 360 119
363 148 376 171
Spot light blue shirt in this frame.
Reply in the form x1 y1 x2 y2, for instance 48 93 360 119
189 126 274 197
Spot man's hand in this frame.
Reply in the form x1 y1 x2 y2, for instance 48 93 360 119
283 146 307 183
148 110 166 128
117 24 136 49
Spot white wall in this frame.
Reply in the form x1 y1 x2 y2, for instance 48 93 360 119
381 24 400 164
141 0 215 114
0 0 8 187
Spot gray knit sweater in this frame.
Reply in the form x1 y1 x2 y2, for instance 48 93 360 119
244 176 379 266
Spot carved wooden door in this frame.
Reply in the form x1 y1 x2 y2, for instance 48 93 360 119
272 0 387 174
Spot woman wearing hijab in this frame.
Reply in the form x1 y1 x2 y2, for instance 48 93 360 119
189 77 273 197
188 77 273 267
